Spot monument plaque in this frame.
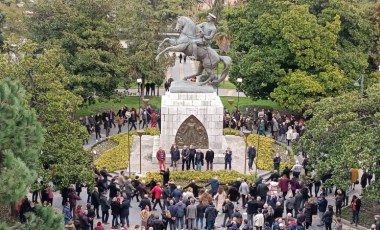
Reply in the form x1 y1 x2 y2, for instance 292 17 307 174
175 115 209 149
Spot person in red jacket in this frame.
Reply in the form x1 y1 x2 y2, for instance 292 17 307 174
278 174 290 198
156 147 166 171
150 182 163 211
94 221 105 230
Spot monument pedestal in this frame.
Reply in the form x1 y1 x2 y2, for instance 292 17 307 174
152 81 228 163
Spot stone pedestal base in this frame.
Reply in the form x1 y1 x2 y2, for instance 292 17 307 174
160 91 225 151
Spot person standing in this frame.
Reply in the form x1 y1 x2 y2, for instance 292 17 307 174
317 194 328 226
195 149 204 171
361 169 369 189
322 205 334 230
205 149 214 171
253 208 264 230
117 115 124 134
91 187 101 219
186 199 197 230
181 146 190 171
189 145 196 170
196 201 207 230
99 192 110 224
351 195 361 226
179 53 183 63
273 154 281 172
291 161 303 178
167 199 178 230
171 145 180 171
183 55 187 63
239 179 250 209
350 168 359 190
224 147 232 170
335 190 344 217
156 147 166 171
247 145 256 171
205 202 218 230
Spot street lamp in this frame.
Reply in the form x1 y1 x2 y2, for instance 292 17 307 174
125 112 132 177
243 130 250 174
137 130 145 174
236 78 242 111
137 78 142 115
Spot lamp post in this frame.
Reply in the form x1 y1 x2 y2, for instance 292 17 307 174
137 77 142 107
243 130 250 174
236 78 242 111
137 130 145 174
125 112 132 177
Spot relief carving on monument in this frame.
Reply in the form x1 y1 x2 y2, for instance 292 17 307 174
175 115 209 149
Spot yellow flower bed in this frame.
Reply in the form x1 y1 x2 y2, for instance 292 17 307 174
223 128 241 136
143 170 256 184
94 128 160 172
246 134 294 172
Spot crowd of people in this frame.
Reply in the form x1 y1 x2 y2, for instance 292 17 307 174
223 109 305 146
79 104 160 143
51 163 372 230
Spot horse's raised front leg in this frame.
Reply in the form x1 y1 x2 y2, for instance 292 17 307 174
157 38 170 52
155 43 187 61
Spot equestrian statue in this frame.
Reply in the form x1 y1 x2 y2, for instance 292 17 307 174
155 13 231 86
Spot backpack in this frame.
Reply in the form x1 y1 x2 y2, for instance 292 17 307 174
165 210 171 219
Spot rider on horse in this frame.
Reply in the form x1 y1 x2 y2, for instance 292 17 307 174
191 13 217 60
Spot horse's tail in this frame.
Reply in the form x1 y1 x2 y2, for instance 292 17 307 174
215 56 232 84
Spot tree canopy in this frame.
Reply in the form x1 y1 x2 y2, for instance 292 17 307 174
294 83 380 199
0 41 93 188
226 0 378 112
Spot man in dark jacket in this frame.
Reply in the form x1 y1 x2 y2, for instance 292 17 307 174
184 180 203 198
139 194 152 211
181 146 190 171
167 199 177 230
317 194 328 226
205 149 214 171
247 145 256 171
196 201 207 229
222 199 235 227
246 196 258 226
108 179 120 200
205 202 218 230
170 144 180 170
205 177 220 197
120 198 131 228
256 181 269 201
189 145 196 170
91 187 101 219
100 192 110 224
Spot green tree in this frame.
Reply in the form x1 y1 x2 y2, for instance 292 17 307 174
293 83 380 199
0 41 93 188
226 0 377 111
26 0 128 99
120 0 173 97
0 80 43 203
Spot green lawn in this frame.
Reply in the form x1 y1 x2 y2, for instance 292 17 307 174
76 95 279 117
218 80 236 89
220 96 279 111
76 96 161 118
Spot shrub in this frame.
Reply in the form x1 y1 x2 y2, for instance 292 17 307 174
246 134 294 172
223 128 241 136
143 170 256 184
94 128 160 172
